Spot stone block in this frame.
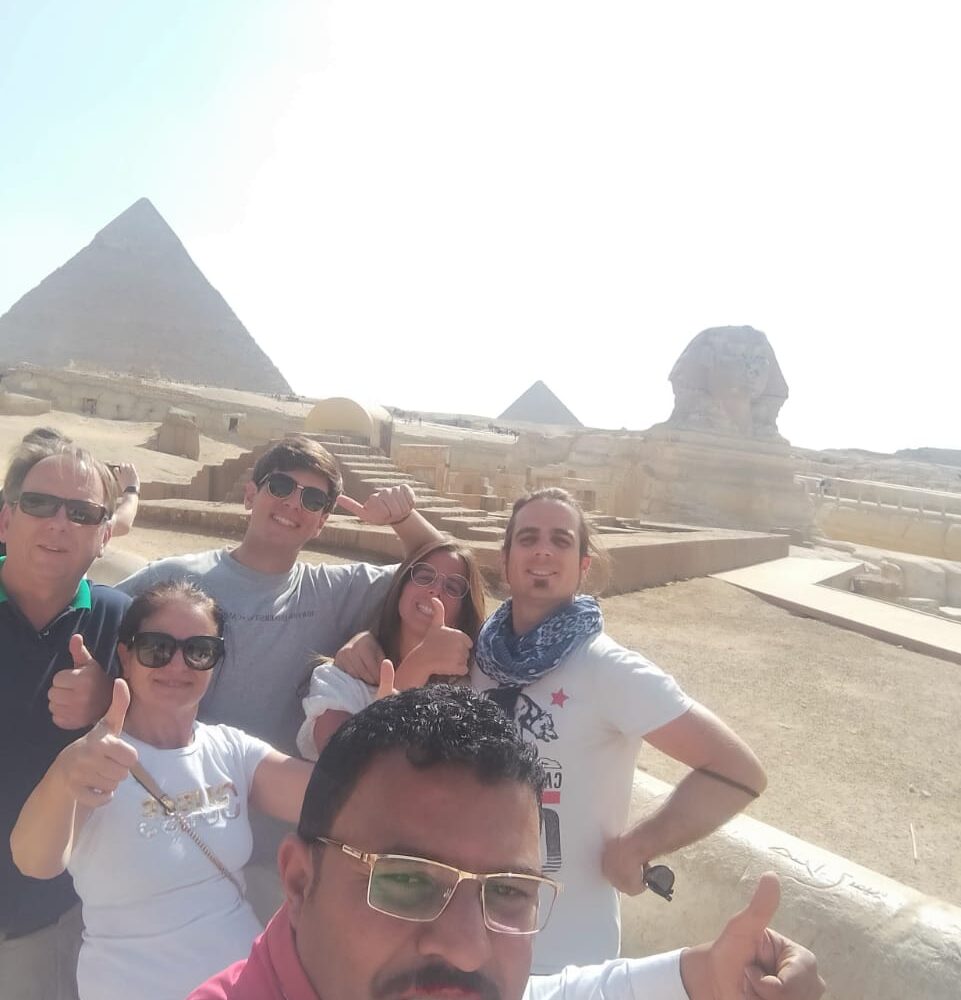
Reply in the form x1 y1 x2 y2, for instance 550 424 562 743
156 407 200 461
896 557 946 602
851 574 902 600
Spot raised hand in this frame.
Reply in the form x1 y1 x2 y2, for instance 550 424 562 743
48 634 114 730
334 631 387 684
336 484 416 526
680 872 825 1000
375 659 398 700
601 832 652 895
55 680 139 809
394 598 473 688
114 462 140 493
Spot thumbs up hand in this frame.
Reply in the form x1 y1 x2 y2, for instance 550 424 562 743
48 635 113 730
336 484 416 526
375 660 398 701
394 598 473 689
54 680 139 809
679 873 825 1000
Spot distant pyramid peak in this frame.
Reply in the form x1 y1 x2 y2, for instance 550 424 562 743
91 198 185 253
498 380 582 426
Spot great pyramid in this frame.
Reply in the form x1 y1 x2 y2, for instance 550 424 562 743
498 380 582 426
0 198 291 394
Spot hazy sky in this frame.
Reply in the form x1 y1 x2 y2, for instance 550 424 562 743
2 1 959 453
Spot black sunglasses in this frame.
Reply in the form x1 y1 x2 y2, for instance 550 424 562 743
129 632 225 671
257 472 333 513
644 864 675 902
15 491 109 526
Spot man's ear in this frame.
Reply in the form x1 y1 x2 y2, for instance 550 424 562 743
243 479 258 510
579 554 592 582
0 502 10 543
98 520 113 557
278 835 315 927
311 512 330 540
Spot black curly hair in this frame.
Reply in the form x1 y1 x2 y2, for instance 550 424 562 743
297 684 544 841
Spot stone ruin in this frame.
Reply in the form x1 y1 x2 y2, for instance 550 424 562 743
155 407 201 461
665 325 788 440
397 325 813 534
637 326 811 532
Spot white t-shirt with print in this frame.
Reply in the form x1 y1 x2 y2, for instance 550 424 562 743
69 723 273 1000
472 632 692 974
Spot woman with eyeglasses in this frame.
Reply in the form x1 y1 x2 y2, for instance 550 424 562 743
296 537 486 757
11 581 313 1000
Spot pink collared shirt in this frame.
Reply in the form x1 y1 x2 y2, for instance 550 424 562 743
187 905 317 1000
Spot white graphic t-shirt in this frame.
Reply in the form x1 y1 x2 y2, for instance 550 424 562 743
69 723 273 1000
472 632 692 974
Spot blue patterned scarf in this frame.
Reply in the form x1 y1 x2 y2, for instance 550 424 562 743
475 595 604 686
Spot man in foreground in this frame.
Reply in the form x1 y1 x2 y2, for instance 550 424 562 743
0 439 129 999
189 686 825 1000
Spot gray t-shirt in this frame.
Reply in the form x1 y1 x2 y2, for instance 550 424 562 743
117 549 394 755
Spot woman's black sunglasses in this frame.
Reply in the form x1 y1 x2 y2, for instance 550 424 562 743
257 472 334 513
15 491 109 526
129 632 225 671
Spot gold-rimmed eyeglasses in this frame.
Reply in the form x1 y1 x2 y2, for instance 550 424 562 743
314 837 561 935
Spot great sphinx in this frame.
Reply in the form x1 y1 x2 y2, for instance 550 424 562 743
666 325 788 441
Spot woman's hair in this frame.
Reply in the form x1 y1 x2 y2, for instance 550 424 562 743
373 538 487 663
501 487 609 587
118 580 225 646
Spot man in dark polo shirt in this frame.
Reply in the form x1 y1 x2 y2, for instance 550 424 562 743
0 439 129 1000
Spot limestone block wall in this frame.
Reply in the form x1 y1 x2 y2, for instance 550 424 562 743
392 443 450 492
3 367 306 445
622 773 961 1000
816 503 961 561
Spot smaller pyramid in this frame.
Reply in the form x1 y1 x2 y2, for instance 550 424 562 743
498 381 582 426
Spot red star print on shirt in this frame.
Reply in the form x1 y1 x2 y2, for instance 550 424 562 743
551 688 569 707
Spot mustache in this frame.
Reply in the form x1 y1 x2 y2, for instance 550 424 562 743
374 961 501 999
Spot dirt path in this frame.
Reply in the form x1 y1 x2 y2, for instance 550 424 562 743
112 526 961 906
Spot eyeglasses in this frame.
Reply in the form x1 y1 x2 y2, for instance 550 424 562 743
409 562 470 600
129 632 225 671
257 472 333 513
14 491 109 526
315 837 560 934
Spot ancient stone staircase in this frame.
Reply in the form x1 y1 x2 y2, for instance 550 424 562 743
216 435 506 542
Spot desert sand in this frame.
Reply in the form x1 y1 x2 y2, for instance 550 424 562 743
0 411 245 484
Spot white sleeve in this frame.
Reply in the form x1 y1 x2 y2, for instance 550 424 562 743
214 725 275 791
296 663 377 760
523 951 687 1000
592 637 693 739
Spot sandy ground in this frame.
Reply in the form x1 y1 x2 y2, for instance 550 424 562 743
0 410 246 483
110 524 961 908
